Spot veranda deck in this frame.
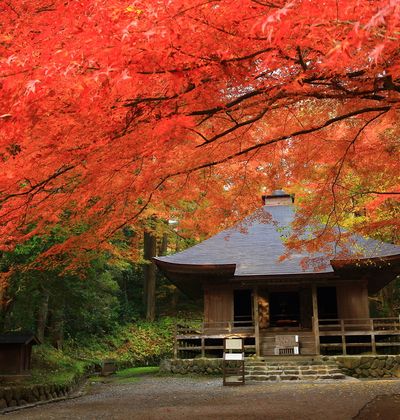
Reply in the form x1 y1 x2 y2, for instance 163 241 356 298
174 317 400 358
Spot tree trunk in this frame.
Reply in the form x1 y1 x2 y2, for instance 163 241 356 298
159 233 168 256
37 286 49 343
170 285 179 314
0 279 15 332
121 272 129 322
143 231 157 321
175 236 181 253
49 298 65 349
0 284 9 332
381 282 396 317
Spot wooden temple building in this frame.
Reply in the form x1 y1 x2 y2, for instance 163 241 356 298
154 191 400 358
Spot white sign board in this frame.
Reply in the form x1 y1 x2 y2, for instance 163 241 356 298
225 338 243 350
224 353 244 361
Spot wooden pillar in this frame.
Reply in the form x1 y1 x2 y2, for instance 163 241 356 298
253 287 260 357
340 319 347 355
370 319 376 354
312 284 320 355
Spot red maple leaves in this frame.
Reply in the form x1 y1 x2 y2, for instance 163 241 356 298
0 0 398 264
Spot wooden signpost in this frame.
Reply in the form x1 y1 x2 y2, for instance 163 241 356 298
223 338 245 386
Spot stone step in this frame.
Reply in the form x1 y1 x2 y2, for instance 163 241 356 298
246 364 338 369
246 370 284 375
245 373 346 381
243 359 346 381
245 370 342 376
247 361 336 366
246 368 343 374
246 365 335 370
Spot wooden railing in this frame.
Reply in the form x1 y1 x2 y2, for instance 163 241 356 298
317 317 400 355
319 317 400 333
175 317 400 357
174 319 256 358
176 319 255 337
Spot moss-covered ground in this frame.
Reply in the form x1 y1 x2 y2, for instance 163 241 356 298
1 319 174 389
89 366 160 384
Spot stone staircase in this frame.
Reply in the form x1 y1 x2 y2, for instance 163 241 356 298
245 357 346 381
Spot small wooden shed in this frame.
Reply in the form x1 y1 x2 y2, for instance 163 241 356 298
0 333 40 375
155 191 400 357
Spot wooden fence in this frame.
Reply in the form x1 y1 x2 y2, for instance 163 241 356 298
317 317 400 355
173 317 400 358
174 320 255 358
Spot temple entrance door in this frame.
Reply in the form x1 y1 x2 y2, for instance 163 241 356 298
233 289 253 327
269 292 301 328
317 287 338 319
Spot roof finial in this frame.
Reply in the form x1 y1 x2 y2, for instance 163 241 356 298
262 189 294 206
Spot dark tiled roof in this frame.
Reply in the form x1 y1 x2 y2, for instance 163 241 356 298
0 333 40 345
155 205 400 276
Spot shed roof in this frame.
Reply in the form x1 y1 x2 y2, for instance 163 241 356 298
155 204 400 277
0 333 40 345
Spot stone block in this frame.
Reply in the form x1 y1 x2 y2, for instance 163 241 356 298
331 374 346 379
393 367 400 378
12 387 22 401
336 356 361 370
32 386 40 398
3 388 13 404
27 392 36 403
371 359 380 370
359 356 373 368
160 359 172 372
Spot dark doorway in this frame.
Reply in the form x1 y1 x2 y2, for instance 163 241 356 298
234 289 253 327
317 287 338 319
269 292 300 327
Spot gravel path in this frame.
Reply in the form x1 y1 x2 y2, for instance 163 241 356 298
4 377 400 420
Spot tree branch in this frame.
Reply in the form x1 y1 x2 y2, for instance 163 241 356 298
0 165 75 204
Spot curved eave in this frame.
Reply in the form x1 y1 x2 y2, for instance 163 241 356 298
233 271 337 281
153 258 236 298
331 254 400 293
154 259 236 276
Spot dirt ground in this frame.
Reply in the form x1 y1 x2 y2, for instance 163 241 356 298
4 376 400 420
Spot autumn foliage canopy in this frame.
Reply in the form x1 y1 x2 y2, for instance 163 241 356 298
1 0 399 264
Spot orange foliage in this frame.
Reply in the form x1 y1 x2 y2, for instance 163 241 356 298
0 0 399 262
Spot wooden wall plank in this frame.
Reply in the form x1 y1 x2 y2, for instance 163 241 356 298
204 284 233 323
336 281 369 319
